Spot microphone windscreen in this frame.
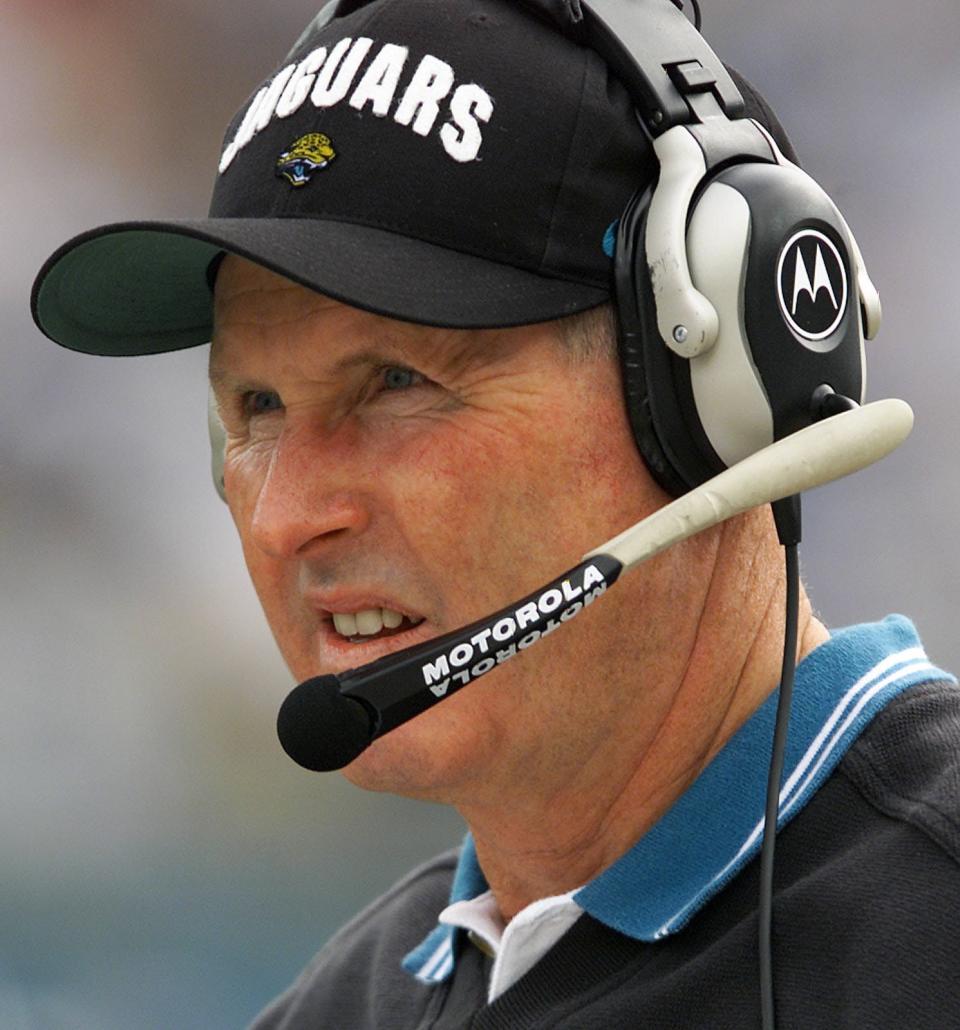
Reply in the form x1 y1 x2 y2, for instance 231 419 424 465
276 675 375 772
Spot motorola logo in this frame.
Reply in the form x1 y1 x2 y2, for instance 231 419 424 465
776 229 848 346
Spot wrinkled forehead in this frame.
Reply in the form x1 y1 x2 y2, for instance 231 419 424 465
212 255 348 333
208 255 560 387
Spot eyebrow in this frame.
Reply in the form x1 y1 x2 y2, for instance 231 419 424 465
207 349 421 407
208 360 254 394
207 360 231 390
208 335 494 393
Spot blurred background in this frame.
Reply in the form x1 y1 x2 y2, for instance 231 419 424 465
3 0 958 1026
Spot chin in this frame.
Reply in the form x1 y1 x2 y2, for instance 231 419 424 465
338 694 487 802
340 733 452 800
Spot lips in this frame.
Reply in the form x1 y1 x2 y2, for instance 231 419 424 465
313 614 433 672
303 592 434 673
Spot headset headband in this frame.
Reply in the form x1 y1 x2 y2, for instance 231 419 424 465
579 0 743 132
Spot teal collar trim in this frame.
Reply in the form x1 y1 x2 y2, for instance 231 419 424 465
403 616 955 983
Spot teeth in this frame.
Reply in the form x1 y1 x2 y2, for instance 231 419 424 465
331 608 411 638
332 612 358 636
355 609 382 636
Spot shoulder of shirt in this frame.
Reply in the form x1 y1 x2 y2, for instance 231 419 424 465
247 847 459 1029
839 677 960 866
301 844 459 968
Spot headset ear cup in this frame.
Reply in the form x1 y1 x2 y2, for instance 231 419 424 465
614 186 725 497
208 387 227 502
615 186 687 497
617 318 691 497
617 161 868 495
711 162 866 443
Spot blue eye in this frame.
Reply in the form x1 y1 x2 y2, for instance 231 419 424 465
246 390 283 415
382 366 424 391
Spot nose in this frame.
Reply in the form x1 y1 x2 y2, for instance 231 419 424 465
246 418 371 560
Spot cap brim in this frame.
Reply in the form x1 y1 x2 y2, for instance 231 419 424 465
31 218 610 356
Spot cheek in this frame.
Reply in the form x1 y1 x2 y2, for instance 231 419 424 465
223 447 298 620
228 498 286 616
221 436 268 525
382 422 521 606
399 411 545 510
373 404 615 610
223 431 274 484
224 450 264 566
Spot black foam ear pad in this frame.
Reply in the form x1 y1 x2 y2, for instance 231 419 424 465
614 185 727 496
614 186 683 496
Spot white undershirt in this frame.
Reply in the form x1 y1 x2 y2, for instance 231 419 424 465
439 888 585 1002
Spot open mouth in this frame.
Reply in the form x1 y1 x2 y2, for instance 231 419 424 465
330 607 425 644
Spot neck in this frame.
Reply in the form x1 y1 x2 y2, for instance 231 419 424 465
457 512 829 921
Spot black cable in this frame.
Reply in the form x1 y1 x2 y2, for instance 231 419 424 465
759 540 800 1030
669 0 703 31
689 0 702 31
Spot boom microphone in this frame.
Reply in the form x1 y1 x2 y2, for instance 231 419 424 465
277 399 913 772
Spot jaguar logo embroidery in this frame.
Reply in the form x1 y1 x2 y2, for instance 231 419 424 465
276 133 336 186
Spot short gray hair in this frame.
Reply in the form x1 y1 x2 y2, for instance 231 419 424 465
556 303 617 361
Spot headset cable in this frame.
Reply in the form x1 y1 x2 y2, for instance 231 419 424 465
760 496 802 1030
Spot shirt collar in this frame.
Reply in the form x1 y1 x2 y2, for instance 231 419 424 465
404 616 954 983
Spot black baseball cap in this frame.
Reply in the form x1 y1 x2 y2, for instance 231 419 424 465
31 0 796 356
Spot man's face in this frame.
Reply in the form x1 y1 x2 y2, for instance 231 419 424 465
210 257 678 799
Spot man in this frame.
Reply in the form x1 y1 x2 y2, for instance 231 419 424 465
31 0 960 1027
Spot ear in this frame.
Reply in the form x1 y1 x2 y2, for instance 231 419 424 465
208 386 227 502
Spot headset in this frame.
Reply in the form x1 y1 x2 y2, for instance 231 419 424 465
207 2 895 1026
584 0 880 498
